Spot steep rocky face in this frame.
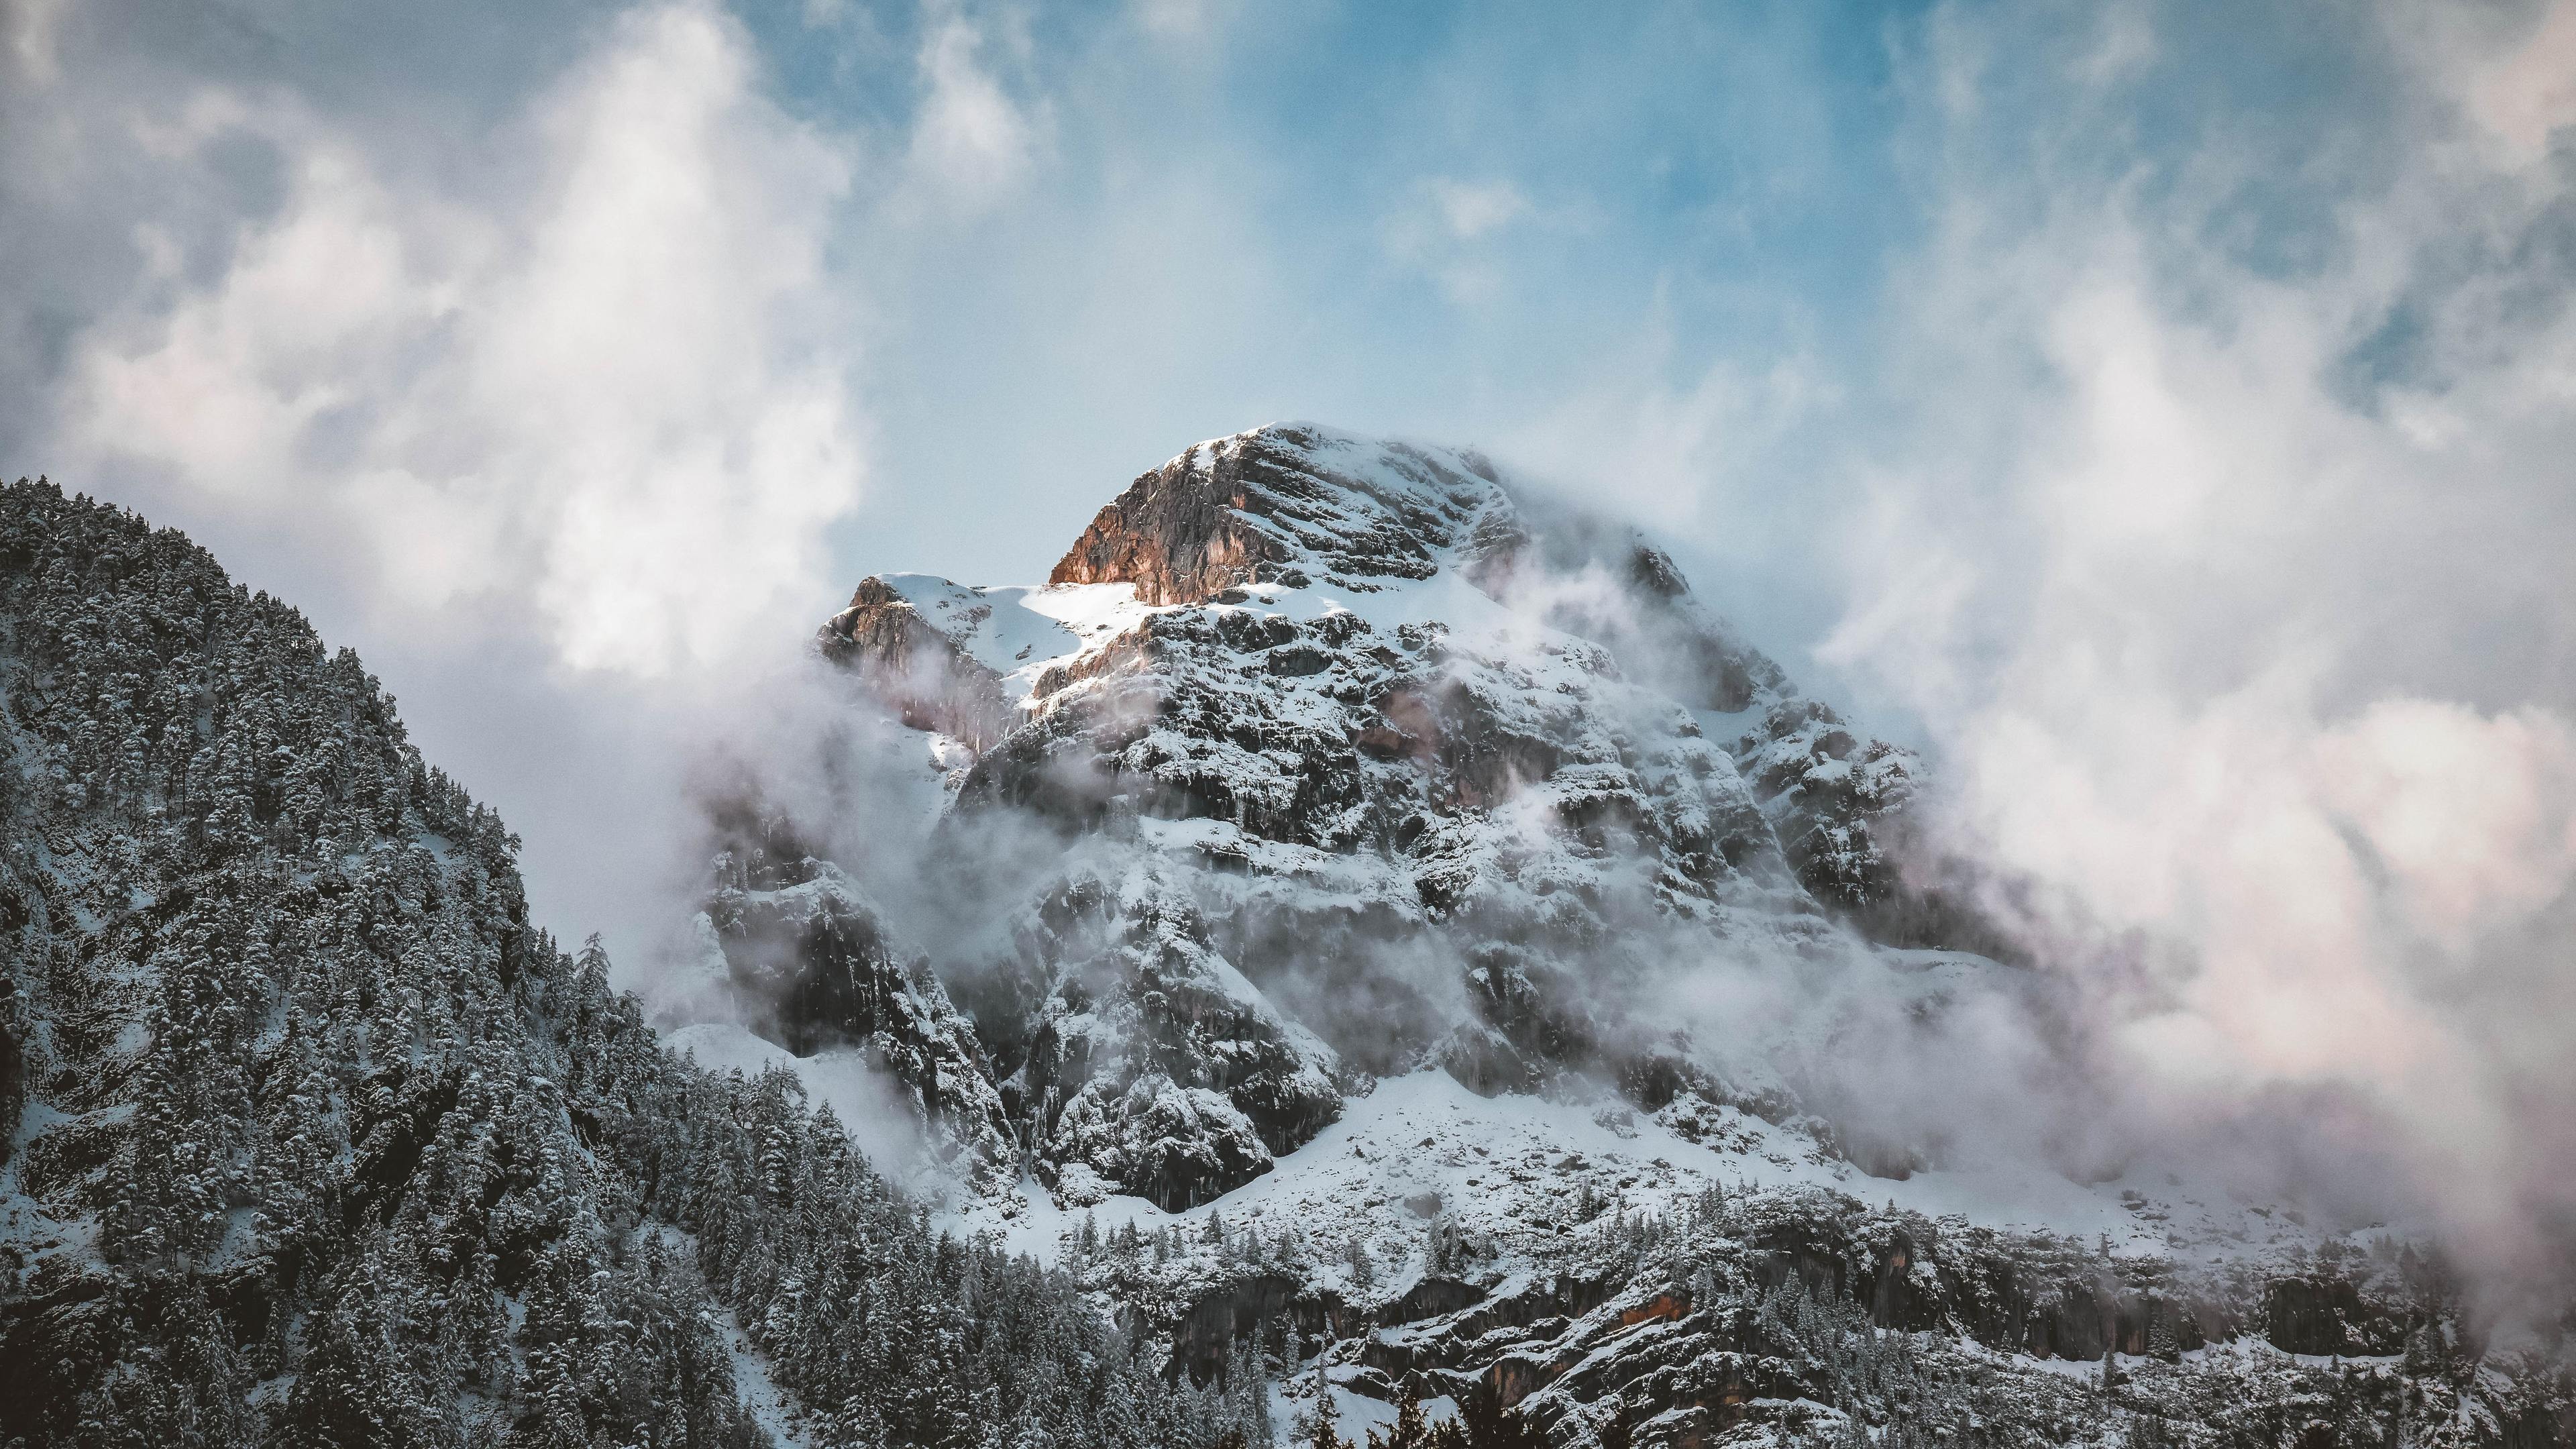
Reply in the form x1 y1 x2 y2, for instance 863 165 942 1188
788 423 1980 1210
1729 697 1916 916
1049 445 1291 605
818 575 1017 751
954 600 1785 907
1048 426 1497 604
942 864 1346 1210
696 831 1018 1187
1727 698 2025 956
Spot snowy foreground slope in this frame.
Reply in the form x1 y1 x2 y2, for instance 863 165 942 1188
0 480 1259 1448
682 425 2576 1445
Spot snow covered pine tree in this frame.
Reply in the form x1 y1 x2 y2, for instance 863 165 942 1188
0 479 1267 1447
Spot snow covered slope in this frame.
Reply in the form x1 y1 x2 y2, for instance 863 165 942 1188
777 423 1966 1209
701 424 2567 1445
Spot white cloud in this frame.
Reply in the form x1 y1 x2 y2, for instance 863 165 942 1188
1427 177 1529 241
1498 345 1833 533
2449 0 2576 164
1130 0 1223 41
54 0 863 679
1382 177 1538 305
901 12 1040 212
2070 5 2157 91
3 0 67 86
1826 0 2576 1286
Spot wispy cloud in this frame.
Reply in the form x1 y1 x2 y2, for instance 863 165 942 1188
900 8 1042 214
1426 177 1529 240
1821 0 2576 1295
1383 176 1540 303
54 0 864 680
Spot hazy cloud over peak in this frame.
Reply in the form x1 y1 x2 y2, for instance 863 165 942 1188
1813 0 2576 1289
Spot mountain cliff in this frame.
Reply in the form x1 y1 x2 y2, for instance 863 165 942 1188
718 423 2573 1446
785 425 1947 1208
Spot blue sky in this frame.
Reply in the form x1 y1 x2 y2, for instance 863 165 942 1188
792 0 1935 593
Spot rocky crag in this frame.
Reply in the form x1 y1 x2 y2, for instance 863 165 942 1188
774 423 1947 1208
693 423 2573 1445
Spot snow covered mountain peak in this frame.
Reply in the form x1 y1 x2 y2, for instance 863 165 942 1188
736 425 1979 1216
819 423 1813 781
694 429 2547 1446
1045 423 1511 606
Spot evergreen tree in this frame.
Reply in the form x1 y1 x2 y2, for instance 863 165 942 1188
1302 1360 1352 1449
0 480 1243 1449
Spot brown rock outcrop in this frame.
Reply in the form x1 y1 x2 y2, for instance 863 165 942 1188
1048 442 1291 604
1048 425 1492 602
817 576 1016 750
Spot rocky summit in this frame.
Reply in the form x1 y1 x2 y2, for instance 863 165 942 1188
679 423 2571 1446
784 423 1943 1210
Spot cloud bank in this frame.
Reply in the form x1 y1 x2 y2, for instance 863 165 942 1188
1815 0 2576 1299
52 0 861 678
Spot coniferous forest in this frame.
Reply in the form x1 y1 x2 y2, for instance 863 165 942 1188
0 478 1295 1447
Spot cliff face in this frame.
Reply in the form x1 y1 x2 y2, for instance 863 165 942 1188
1047 443 1290 604
818 574 1017 751
1001 871 1346 1212
1046 426 1494 604
698 836 1018 1187
768 423 1979 1210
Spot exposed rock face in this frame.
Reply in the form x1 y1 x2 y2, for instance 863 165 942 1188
956 602 1782 900
1301 1193 2450 1448
0 979 22 1168
2262 1274 2405 1356
1049 443 1292 604
768 422 1994 1210
1173 1273 1366 1382
696 816 1017 1183
818 575 1016 750
1048 426 1495 604
998 870 1344 1210
1730 696 1917 916
1728 697 2025 955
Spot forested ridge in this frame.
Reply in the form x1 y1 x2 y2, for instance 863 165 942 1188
0 477 1269 1447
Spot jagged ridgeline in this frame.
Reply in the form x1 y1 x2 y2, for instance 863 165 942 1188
0 479 1267 1448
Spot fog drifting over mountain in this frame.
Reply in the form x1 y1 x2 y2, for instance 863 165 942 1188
7 0 2576 1315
